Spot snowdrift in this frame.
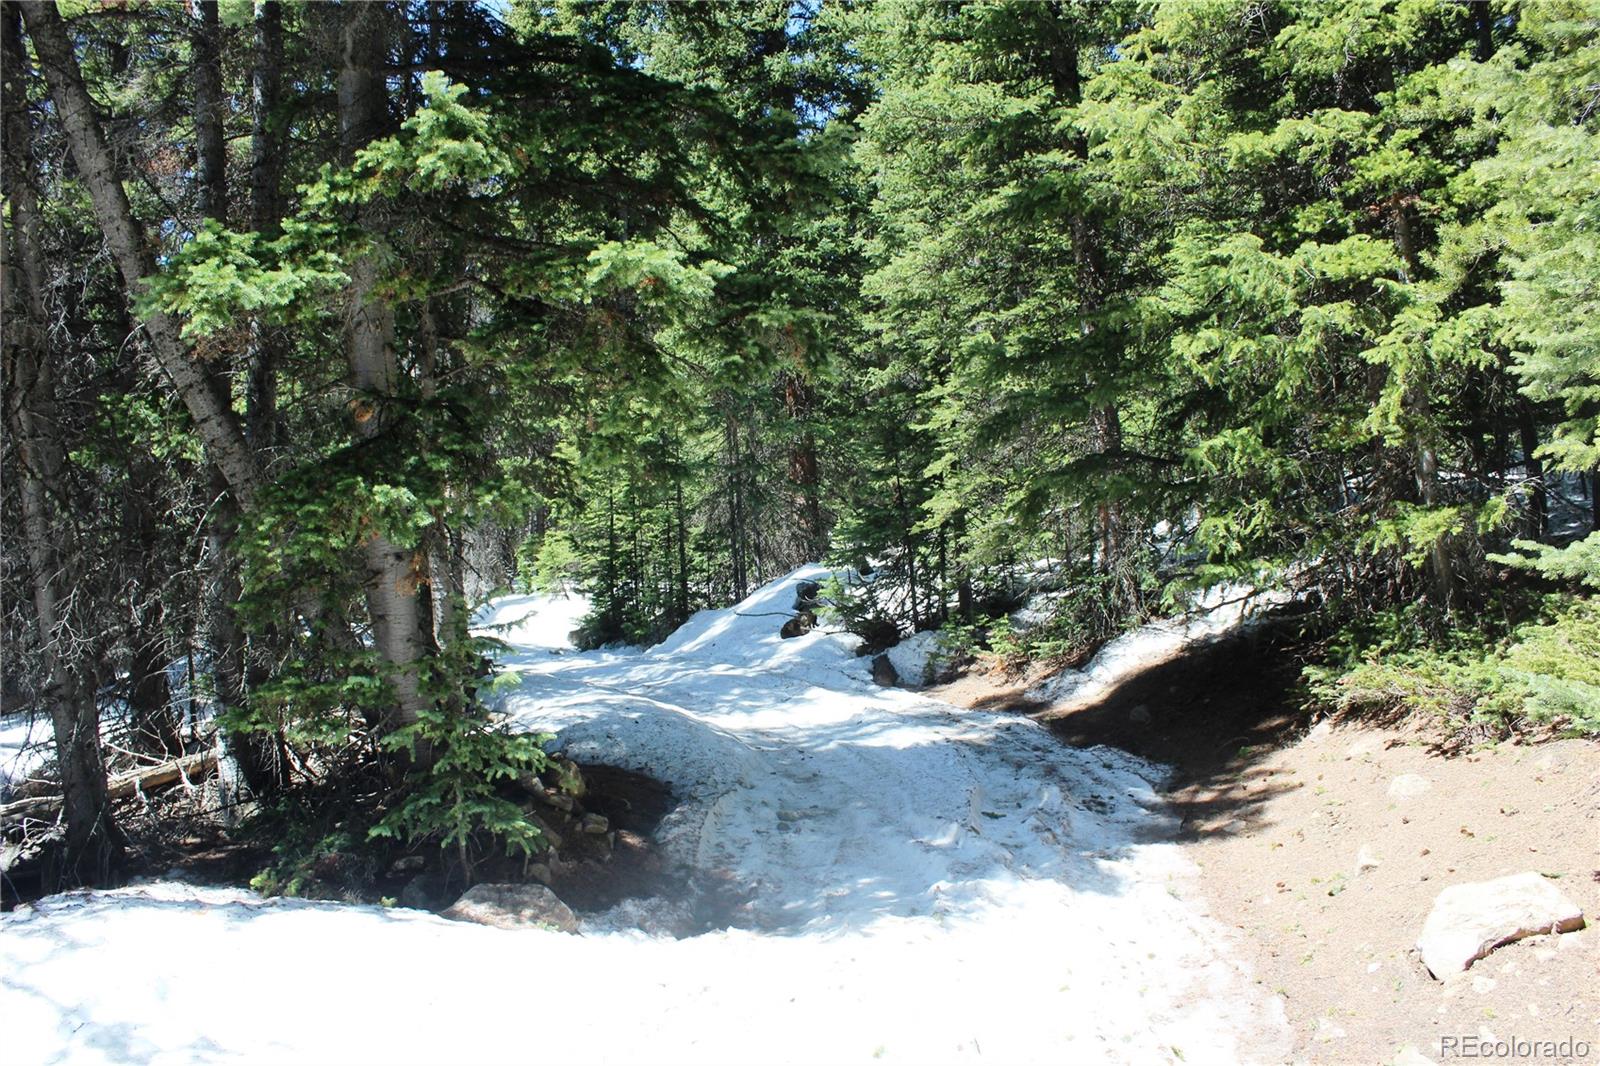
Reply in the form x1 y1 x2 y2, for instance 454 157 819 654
1027 583 1295 713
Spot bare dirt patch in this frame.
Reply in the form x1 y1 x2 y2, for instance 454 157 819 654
933 633 1600 1065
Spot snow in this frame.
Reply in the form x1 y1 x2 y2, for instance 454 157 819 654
882 629 942 687
0 565 1290 1065
472 587 593 653
0 712 54 793
1026 582 1293 708
2 657 219 796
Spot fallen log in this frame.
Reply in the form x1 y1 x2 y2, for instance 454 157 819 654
1 750 217 828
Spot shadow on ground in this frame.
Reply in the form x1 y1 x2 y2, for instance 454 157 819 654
966 620 1320 842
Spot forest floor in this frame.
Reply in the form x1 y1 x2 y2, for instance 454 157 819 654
930 630 1600 1065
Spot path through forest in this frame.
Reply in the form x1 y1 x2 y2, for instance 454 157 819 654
1 568 1290 1065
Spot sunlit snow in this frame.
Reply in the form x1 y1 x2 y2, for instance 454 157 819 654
0 566 1290 1065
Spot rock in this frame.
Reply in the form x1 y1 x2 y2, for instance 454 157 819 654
440 883 580 934
517 770 575 810
550 755 586 798
525 863 552 885
871 653 900 687
1128 704 1151 726
1357 845 1381 872
389 854 426 875
779 610 817 639
580 813 609 835
1416 872 1586 978
399 872 450 911
1390 1046 1434 1066
1388 774 1432 799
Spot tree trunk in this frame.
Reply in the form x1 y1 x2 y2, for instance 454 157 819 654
189 4 287 795
18 0 262 505
1516 402 1546 541
675 479 690 619
193 1 227 223
339 3 437 739
1472 0 1496 63
247 0 284 452
1046 8 1129 599
724 412 748 601
2 9 122 886
781 372 826 560
126 603 178 755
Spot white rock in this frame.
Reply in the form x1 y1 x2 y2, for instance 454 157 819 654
1391 1045 1434 1066
1416 872 1585 978
1357 845 1381 872
1388 774 1432 799
440 883 581 934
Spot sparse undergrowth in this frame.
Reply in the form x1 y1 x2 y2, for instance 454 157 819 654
1307 596 1600 741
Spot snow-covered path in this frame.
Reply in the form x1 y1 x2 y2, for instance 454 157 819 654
1 567 1289 1065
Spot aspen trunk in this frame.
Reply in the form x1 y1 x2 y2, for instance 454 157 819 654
339 3 437 738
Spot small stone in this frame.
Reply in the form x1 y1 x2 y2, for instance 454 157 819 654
1416 872 1586 978
539 789 575 813
440 883 580 934
779 610 817 639
389 854 426 875
1391 1044 1433 1066
1388 774 1432 799
1128 704 1151 726
525 863 552 885
1357 845 1381 872
580 813 609 835
551 756 586 798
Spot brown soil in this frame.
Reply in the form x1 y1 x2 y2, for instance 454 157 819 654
930 632 1600 1066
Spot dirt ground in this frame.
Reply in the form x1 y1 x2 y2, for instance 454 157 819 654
930 631 1600 1066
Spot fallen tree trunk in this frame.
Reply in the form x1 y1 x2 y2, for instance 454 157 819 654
1 751 218 828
